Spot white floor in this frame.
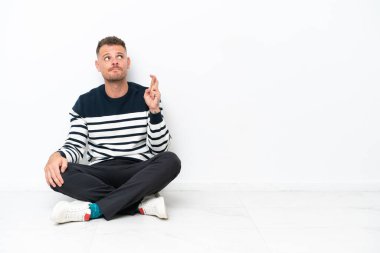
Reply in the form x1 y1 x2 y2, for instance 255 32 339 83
0 190 379 253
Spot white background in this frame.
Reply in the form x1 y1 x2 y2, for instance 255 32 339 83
0 0 379 191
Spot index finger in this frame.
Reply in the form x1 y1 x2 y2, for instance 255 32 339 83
50 163 64 186
54 163 65 185
149 75 159 89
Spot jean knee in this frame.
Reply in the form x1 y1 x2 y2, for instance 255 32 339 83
162 151 181 176
50 185 62 193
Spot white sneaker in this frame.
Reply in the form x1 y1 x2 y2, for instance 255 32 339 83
138 195 168 219
51 200 91 224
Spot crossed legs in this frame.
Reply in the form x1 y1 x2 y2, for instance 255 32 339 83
51 151 181 220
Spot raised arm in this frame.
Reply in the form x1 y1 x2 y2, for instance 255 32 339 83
144 75 170 154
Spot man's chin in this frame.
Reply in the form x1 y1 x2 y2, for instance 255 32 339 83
104 76 126 82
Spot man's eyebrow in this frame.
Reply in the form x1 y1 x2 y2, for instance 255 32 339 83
101 52 125 57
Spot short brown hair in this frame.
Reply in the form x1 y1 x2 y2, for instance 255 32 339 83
96 36 126 55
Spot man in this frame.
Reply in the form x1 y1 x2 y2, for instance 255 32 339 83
44 36 181 224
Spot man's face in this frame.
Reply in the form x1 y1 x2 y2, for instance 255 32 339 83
95 44 130 82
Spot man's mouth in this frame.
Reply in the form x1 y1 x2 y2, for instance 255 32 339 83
109 67 121 71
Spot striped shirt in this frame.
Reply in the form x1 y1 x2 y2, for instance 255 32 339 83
58 82 170 165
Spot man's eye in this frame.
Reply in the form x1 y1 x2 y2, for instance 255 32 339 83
117 55 123 59
104 56 110 61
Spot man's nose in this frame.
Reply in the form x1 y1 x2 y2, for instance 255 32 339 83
111 58 119 65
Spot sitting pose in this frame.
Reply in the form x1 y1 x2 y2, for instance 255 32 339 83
44 36 181 223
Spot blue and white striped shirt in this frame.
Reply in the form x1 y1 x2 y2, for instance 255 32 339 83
59 82 170 165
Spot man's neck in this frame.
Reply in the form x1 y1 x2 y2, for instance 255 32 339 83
104 80 129 98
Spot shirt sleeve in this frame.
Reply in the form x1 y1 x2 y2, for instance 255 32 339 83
147 107 170 154
58 109 88 163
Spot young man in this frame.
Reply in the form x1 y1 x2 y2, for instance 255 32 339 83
44 36 181 223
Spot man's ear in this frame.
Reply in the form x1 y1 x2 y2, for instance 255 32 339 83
95 60 100 71
127 57 131 69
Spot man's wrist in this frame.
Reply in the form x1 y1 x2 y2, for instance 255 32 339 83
149 110 163 124
149 108 161 114
57 151 66 158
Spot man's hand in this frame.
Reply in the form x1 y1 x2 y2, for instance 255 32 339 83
144 74 161 114
44 152 68 188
